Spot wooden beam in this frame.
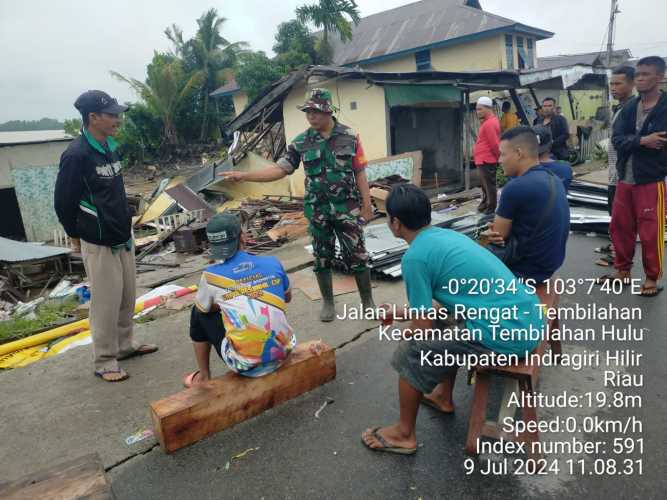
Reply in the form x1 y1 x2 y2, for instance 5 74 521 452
150 340 336 453
0 453 115 500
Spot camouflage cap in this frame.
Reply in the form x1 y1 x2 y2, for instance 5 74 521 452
298 88 336 113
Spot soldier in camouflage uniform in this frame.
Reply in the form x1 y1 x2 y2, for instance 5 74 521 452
220 88 375 322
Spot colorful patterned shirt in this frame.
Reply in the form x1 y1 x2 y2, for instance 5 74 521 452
195 251 295 377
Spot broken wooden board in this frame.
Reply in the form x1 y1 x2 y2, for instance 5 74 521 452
150 340 336 453
0 453 115 500
576 168 609 186
370 187 390 214
266 212 309 241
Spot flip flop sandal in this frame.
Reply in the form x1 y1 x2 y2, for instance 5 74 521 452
361 427 417 455
595 255 614 267
95 369 129 382
639 285 664 298
420 398 455 414
183 370 201 388
118 344 159 360
595 274 630 286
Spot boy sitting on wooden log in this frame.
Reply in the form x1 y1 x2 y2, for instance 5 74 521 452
183 213 295 387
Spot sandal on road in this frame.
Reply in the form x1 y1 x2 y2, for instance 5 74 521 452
595 274 630 286
95 369 129 382
118 344 159 361
361 427 417 455
639 285 664 297
183 370 202 388
595 254 614 267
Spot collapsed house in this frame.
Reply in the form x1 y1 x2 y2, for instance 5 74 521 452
216 63 609 196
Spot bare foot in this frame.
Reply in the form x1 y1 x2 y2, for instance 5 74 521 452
184 370 210 388
422 393 455 413
361 424 417 451
192 370 210 386
640 279 663 297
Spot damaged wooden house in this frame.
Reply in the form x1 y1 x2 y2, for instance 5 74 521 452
209 0 609 197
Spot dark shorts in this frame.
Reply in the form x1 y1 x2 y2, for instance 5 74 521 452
189 306 225 358
390 320 491 394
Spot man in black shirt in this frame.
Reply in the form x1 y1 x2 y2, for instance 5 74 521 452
54 90 157 381
534 97 570 160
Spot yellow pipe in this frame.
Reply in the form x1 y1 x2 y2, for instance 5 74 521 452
0 285 197 357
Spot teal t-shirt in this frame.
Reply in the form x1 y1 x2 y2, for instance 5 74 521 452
401 226 541 355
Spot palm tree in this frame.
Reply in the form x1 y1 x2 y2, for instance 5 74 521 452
166 9 247 141
111 53 202 146
296 0 361 46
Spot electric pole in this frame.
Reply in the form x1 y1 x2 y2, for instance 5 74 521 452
606 0 620 66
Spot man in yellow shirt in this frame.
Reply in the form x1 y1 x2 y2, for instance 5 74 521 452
500 101 520 132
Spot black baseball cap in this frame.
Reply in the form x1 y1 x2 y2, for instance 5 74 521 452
74 90 128 116
206 213 242 261
533 125 553 155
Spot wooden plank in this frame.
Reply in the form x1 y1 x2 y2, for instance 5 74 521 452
150 340 336 453
0 453 114 500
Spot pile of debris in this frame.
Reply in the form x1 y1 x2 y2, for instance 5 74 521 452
233 196 307 252
310 188 487 279
567 180 613 234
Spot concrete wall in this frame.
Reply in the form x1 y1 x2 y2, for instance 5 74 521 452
0 140 71 188
364 35 506 73
282 79 390 197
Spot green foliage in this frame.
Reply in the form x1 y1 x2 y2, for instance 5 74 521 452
593 143 608 162
274 20 317 60
116 102 163 167
0 118 64 132
315 38 334 65
112 52 203 146
166 8 248 141
296 0 361 43
273 20 319 72
235 51 283 100
496 167 508 188
63 118 82 137
0 298 79 344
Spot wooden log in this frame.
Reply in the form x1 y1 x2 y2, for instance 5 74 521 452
0 453 114 500
150 340 336 453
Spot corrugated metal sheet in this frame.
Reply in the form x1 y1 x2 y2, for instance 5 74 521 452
0 236 70 263
328 0 552 66
165 184 215 217
537 49 632 71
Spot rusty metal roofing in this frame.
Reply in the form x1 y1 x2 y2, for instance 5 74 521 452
0 237 70 263
225 64 607 134
328 0 553 66
537 49 632 71
210 77 240 97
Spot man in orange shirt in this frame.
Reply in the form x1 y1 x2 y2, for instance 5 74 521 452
500 101 519 132
473 97 501 214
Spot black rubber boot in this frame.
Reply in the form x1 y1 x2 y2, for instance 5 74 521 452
355 268 376 312
316 271 335 322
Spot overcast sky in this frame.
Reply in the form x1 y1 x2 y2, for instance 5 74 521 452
1 0 665 123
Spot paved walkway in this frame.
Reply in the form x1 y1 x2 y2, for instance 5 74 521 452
1 234 664 499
